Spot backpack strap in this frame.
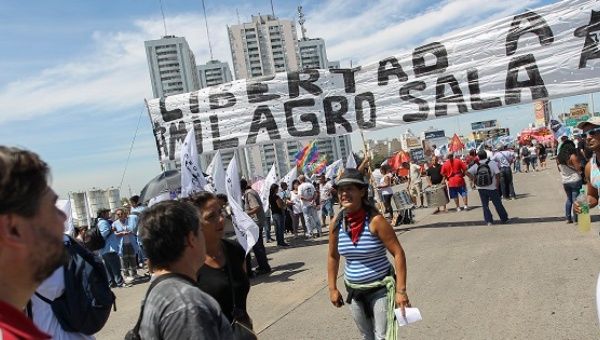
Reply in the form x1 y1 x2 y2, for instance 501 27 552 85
130 273 193 337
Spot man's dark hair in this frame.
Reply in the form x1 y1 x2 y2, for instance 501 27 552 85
185 191 216 210
240 179 248 191
138 201 200 270
477 150 488 160
129 195 140 206
557 140 577 165
216 193 228 203
0 146 50 217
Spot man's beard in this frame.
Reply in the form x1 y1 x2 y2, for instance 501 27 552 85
29 226 68 283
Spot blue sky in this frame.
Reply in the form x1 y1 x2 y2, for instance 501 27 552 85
1 0 585 198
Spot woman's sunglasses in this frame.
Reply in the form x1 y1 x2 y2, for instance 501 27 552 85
585 126 600 137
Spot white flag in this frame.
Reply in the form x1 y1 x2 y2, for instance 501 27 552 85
57 199 73 235
346 153 357 169
206 151 227 194
281 167 297 189
225 157 242 207
225 157 258 254
180 128 207 198
260 164 278 213
325 159 343 180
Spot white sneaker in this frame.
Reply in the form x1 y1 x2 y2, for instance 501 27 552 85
463 206 469 211
456 207 461 212
124 276 134 284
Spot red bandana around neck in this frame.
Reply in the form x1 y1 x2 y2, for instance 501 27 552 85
346 209 367 244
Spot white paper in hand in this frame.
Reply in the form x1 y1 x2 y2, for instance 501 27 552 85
394 307 422 327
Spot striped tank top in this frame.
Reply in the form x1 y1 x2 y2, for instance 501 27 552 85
338 214 391 284
591 154 600 189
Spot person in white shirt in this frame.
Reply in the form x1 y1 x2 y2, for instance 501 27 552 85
318 174 335 226
297 175 322 238
467 150 509 226
290 180 305 236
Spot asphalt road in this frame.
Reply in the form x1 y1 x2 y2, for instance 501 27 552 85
97 166 600 340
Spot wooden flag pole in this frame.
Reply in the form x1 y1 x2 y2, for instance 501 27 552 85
358 130 387 215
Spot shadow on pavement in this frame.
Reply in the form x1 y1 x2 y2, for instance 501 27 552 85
250 261 307 284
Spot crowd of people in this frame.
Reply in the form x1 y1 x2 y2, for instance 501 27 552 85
2 122 597 339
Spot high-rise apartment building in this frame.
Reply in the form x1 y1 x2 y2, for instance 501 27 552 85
228 14 301 80
226 14 351 178
198 60 233 89
298 38 328 69
144 35 200 98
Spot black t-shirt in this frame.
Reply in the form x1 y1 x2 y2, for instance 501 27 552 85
426 164 444 185
269 194 283 215
196 239 250 324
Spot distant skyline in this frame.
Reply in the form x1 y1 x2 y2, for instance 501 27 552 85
0 0 571 198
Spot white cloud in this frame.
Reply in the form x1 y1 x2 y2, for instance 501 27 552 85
0 0 545 125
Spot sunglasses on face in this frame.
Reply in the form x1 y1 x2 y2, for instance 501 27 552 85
585 127 600 137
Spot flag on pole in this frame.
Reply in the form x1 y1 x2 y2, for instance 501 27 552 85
206 150 226 194
294 140 319 172
448 133 465 153
260 164 278 213
282 167 298 188
308 156 328 175
57 198 74 235
180 128 207 198
225 157 259 255
225 157 242 207
346 153 357 169
325 159 343 180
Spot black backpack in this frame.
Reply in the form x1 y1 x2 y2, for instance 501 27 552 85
35 236 116 335
83 218 110 251
475 160 493 187
521 146 530 157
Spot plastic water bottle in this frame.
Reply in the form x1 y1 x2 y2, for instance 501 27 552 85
576 189 591 233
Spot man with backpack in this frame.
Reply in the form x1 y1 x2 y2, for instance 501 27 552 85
30 235 115 339
467 150 509 226
0 146 67 339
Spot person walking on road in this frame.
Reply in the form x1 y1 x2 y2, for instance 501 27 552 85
327 168 409 340
376 164 395 219
441 153 469 211
467 150 509 226
189 192 255 331
407 160 424 207
492 145 517 200
298 175 322 238
426 156 447 213
269 184 290 247
556 139 583 224
290 179 305 236
135 201 233 339
575 118 600 220
241 179 272 276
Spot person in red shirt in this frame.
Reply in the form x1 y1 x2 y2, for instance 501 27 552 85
441 153 469 211
0 146 67 340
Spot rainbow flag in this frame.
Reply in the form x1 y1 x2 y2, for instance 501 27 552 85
294 140 319 171
309 157 328 175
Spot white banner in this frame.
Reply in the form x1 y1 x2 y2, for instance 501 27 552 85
180 128 206 198
225 157 258 254
147 0 600 167
260 164 278 213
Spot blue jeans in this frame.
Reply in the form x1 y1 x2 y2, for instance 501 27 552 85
102 252 124 286
348 287 388 340
477 189 508 224
513 159 521 173
563 180 583 222
272 213 286 245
